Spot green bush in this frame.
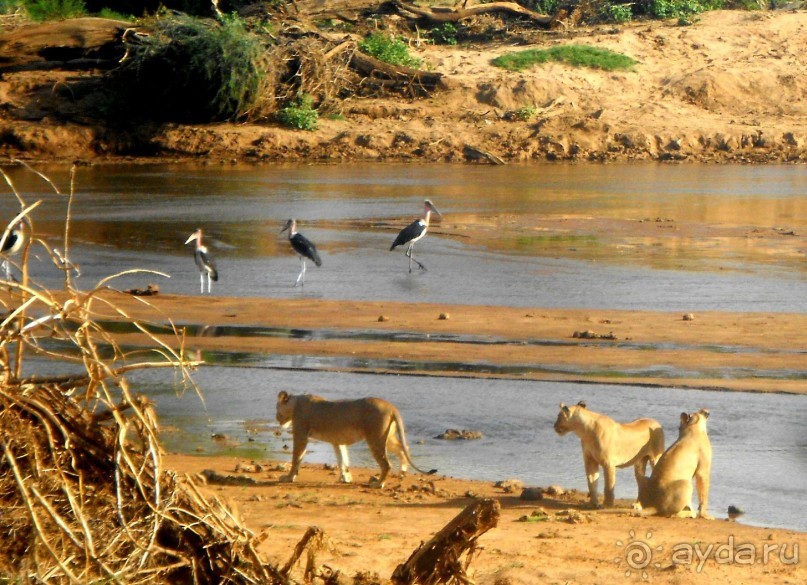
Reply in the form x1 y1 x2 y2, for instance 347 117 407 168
603 3 633 22
277 93 318 131
430 23 458 46
111 13 268 122
492 44 637 72
647 0 723 18
23 0 86 20
520 0 558 14
359 32 422 69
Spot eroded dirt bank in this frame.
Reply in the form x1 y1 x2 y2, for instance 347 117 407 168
1 10 806 164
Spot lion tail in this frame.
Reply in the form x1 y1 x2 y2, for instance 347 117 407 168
392 411 437 476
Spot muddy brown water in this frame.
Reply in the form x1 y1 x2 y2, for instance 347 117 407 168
4 162 806 531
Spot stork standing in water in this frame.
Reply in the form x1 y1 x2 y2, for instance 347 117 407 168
184 228 218 293
390 199 442 272
1 220 27 281
280 219 321 287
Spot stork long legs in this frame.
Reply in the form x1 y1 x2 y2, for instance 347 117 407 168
295 256 307 287
405 243 426 272
199 272 214 294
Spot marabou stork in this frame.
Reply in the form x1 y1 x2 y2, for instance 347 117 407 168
184 228 218 293
280 219 321 287
1 221 27 281
390 199 441 272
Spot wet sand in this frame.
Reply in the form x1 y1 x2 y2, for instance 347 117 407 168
87 292 807 394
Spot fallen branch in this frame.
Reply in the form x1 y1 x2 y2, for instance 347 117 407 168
350 50 449 96
391 498 500 585
394 0 552 27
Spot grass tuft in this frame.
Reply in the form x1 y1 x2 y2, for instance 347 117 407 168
492 44 637 72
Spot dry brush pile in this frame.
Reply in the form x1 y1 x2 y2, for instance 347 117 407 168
0 164 283 584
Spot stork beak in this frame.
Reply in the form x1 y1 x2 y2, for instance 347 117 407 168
425 200 442 219
280 219 292 234
185 231 199 245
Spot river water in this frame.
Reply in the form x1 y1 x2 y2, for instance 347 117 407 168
3 162 806 531
3 162 806 311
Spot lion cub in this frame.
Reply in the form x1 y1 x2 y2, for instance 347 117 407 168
636 409 712 519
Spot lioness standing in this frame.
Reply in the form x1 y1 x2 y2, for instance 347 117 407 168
275 391 436 488
637 409 713 518
554 401 665 508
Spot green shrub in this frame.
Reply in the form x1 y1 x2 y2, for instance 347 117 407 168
277 93 318 131
111 13 268 122
96 7 133 19
603 3 633 22
430 23 458 46
492 44 637 72
514 106 537 121
520 0 558 14
359 32 422 69
647 0 723 18
24 0 86 20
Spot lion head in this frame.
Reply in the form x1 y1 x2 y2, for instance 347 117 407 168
678 408 710 434
276 390 295 428
553 401 587 435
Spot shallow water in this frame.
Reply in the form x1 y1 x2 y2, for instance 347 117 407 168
4 161 806 531
128 366 807 532
2 162 806 311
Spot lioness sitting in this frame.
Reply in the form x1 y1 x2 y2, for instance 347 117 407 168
276 391 436 487
636 409 712 519
554 401 665 508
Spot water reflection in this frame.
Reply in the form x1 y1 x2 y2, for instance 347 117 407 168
0 162 804 311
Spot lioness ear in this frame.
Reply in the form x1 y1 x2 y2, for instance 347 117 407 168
278 390 289 403
577 400 587 409
680 412 690 425
559 402 566 409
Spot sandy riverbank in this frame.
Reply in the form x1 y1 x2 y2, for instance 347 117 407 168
80 291 807 394
163 453 806 584
2 10 807 163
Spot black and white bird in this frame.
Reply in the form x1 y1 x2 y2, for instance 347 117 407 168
280 219 321 287
390 199 442 272
1 220 27 281
184 228 218 294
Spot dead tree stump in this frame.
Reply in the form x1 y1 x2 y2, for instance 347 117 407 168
391 498 501 585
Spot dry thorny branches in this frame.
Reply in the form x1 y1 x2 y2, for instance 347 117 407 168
0 162 281 584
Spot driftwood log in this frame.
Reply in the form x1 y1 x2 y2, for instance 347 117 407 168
350 48 449 95
391 498 501 585
393 0 552 27
0 17 128 73
282 0 552 28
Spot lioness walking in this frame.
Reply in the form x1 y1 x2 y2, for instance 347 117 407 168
554 401 665 508
275 391 436 488
637 409 713 518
